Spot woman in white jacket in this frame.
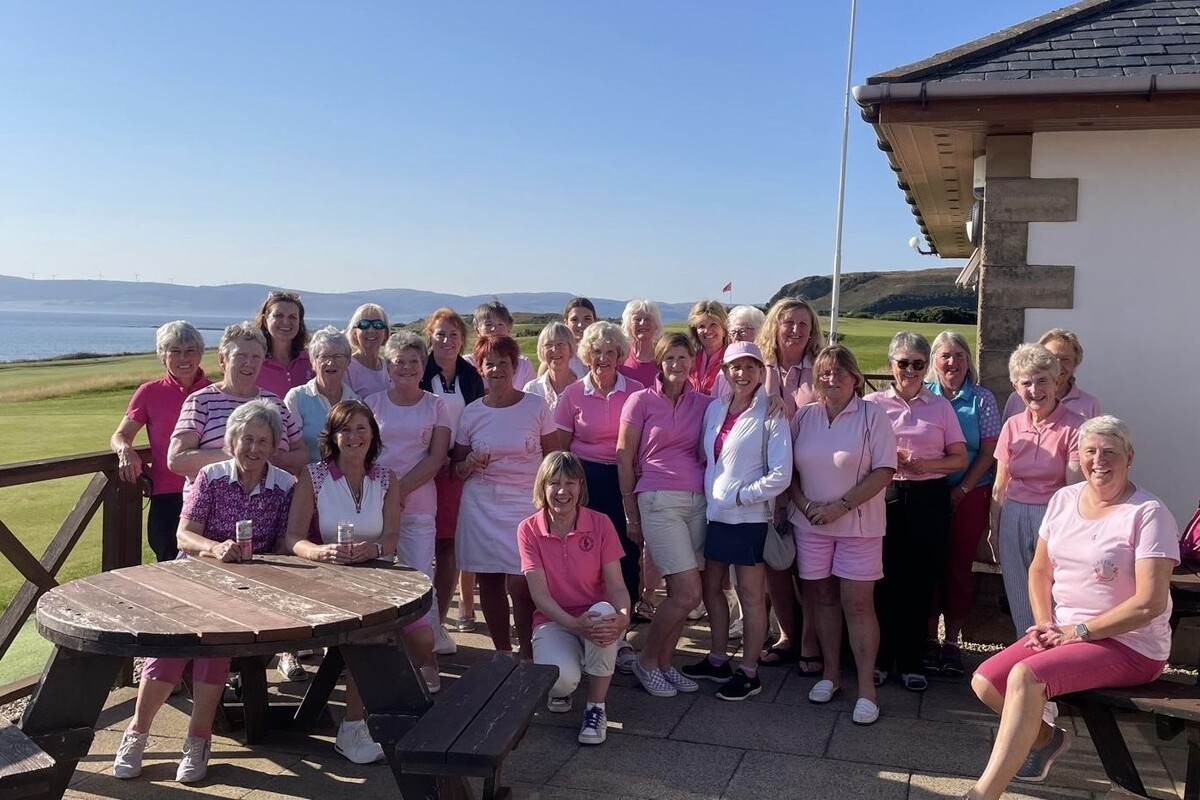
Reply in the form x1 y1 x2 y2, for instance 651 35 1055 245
681 341 792 701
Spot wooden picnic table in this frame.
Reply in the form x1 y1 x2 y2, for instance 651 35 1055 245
18 554 434 799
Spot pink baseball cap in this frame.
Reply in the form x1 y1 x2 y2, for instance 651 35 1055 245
722 341 764 366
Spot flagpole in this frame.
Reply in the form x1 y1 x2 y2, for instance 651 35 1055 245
828 0 858 344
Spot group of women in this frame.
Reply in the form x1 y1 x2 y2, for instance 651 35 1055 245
109 291 1182 797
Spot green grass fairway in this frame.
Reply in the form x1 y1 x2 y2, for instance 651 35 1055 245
0 317 973 683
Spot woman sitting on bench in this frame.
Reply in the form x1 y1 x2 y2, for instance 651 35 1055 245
961 415 1179 799
518 451 631 746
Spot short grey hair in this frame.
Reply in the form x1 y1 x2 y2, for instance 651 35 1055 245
887 331 931 362
155 320 205 359
224 399 283 454
218 321 267 360
1078 414 1133 454
620 299 662 341
384 330 428 365
728 305 766 332
536 322 575 364
1008 343 1061 384
928 330 975 385
578 321 630 366
308 325 352 360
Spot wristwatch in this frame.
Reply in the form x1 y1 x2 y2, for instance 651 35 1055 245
374 542 384 559
1074 622 1090 641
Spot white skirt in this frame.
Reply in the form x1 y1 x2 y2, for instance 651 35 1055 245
455 481 533 575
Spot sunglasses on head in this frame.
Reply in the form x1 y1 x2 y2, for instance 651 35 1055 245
355 319 387 330
895 359 927 371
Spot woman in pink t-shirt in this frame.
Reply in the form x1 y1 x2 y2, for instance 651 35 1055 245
789 345 896 725
756 297 824 670
451 335 560 657
617 332 714 696
111 320 211 562
965 416 1178 797
254 291 313 398
687 300 729 396
519 452 630 745
618 299 662 388
344 303 392 397
990 344 1085 640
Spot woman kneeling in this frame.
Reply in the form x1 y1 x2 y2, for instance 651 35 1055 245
963 415 1178 798
519 452 631 745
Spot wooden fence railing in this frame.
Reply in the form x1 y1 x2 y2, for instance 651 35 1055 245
0 449 146 704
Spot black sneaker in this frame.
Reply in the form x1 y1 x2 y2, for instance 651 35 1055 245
941 642 965 677
680 656 734 684
921 639 943 674
716 669 762 701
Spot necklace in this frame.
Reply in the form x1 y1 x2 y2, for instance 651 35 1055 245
346 475 364 513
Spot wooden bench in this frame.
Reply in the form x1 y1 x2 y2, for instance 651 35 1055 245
1058 676 1200 799
394 652 558 800
0 716 56 800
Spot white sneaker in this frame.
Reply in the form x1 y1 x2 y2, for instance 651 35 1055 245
113 730 148 779
335 720 384 764
687 602 706 621
175 735 210 784
577 705 607 745
421 665 442 694
546 695 573 713
433 624 458 655
728 618 744 639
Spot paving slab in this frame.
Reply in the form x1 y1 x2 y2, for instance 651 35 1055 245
825 712 994 776
548 734 744 800
774 667 922 720
722 750 910 799
670 693 836 757
532 683 697 738
908 771 1094 798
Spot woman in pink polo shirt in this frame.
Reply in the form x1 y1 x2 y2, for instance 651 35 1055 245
556 322 645 604
756 297 824 670
618 299 662 388
790 345 896 725
617 333 714 697
520 451 630 746
111 320 212 562
254 291 313 397
963 416 1177 797
452 335 560 657
687 300 729 396
866 332 967 693
1002 328 1100 421
991 344 1085 639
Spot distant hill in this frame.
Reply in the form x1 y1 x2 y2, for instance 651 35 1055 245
0 275 696 323
769 267 975 320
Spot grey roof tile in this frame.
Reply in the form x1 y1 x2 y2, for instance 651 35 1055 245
1172 62 1200 70
867 0 1200 84
1076 66 1130 74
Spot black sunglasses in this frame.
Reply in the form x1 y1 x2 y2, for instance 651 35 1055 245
895 359 927 371
355 319 387 330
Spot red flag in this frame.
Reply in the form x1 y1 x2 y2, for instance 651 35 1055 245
721 282 732 293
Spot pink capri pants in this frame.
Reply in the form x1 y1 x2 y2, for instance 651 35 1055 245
975 637 1165 700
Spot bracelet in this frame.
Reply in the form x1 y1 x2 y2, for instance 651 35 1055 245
840 497 852 511
803 500 813 515
625 519 641 527
374 542 384 558
621 491 635 497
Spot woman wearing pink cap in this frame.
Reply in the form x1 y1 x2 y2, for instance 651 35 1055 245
681 341 791 701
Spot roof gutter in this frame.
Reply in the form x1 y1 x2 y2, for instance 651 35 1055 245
853 73 1200 120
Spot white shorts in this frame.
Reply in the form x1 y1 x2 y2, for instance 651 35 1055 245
638 491 706 576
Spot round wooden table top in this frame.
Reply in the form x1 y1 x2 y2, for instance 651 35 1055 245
36 554 432 658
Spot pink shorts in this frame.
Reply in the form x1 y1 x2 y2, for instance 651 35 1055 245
975 637 1166 700
142 656 231 686
795 529 883 582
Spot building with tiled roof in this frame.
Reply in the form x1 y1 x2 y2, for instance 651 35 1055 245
853 0 1200 520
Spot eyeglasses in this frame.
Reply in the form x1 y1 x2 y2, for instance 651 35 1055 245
315 353 349 363
355 319 387 330
730 328 755 339
895 359 927 372
818 369 850 381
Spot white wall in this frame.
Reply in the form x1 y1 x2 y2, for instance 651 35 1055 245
1027 130 1200 523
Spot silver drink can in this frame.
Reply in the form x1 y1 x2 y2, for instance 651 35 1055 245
337 521 354 560
235 519 253 559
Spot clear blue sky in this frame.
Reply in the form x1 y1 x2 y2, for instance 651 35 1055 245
0 1 1055 304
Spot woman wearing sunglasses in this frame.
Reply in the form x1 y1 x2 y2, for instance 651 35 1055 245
345 304 392 397
865 332 967 693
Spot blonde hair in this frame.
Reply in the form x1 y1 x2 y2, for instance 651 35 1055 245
345 304 391 353
757 298 822 365
532 451 589 509
687 300 729 351
577 321 630 366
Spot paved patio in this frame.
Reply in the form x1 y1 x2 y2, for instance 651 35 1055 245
56 619 1190 800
